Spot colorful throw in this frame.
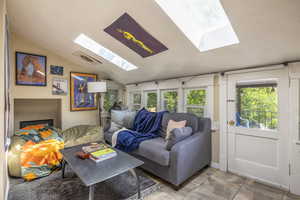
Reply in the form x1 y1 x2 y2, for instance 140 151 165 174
15 125 64 181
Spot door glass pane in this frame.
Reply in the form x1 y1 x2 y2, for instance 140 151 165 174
236 83 278 130
146 92 157 112
162 91 178 112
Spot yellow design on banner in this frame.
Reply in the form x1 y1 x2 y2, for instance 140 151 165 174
117 29 154 54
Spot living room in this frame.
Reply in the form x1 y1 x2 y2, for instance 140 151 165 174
1 0 300 200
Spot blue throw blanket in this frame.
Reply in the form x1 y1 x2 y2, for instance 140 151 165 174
115 108 167 152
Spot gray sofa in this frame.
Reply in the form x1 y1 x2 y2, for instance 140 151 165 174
104 112 211 188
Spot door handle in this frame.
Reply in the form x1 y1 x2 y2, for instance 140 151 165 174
228 120 235 126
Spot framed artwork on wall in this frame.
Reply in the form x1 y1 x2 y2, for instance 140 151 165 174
52 78 68 95
70 72 97 111
50 65 64 75
15 51 47 86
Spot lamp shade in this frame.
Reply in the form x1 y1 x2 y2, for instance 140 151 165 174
88 82 107 93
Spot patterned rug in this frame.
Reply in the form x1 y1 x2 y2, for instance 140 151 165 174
9 167 159 200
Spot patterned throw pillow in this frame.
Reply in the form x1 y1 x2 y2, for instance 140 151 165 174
165 120 187 140
165 127 193 150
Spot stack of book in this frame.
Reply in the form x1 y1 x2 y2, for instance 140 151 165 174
82 143 117 163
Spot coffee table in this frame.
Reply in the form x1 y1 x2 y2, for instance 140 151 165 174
60 143 144 200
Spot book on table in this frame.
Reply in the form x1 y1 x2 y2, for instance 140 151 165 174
81 142 117 163
89 146 117 163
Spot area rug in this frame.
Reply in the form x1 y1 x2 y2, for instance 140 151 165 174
8 167 159 200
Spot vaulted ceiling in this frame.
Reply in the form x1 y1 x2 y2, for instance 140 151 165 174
7 0 300 84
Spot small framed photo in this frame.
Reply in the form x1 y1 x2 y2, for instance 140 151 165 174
52 78 68 95
50 65 64 76
15 52 47 86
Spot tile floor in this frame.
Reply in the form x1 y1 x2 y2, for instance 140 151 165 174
144 167 300 200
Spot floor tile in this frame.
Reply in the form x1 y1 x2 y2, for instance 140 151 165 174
234 180 285 200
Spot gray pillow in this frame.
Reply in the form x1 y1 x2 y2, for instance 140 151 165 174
108 121 123 133
111 110 137 129
165 127 193 150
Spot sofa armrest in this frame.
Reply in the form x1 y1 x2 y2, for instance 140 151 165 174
170 130 211 185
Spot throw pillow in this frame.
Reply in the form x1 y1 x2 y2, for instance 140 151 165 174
111 109 137 129
108 121 123 133
165 119 187 140
165 127 193 150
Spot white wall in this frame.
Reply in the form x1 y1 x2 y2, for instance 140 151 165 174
10 33 106 131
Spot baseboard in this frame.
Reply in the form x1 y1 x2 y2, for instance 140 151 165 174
210 162 220 169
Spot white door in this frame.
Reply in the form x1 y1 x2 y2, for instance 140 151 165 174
289 78 300 195
227 68 289 189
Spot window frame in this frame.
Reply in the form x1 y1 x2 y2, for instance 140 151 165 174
130 91 142 110
144 90 158 112
160 89 179 112
184 87 208 117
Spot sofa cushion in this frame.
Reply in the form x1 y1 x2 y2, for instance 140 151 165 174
133 137 170 166
111 109 137 129
166 127 193 150
159 113 199 138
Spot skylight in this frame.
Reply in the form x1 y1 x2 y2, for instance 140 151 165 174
74 34 138 71
155 0 239 52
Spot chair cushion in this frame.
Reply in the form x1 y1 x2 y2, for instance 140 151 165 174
133 138 170 166
62 125 103 148
159 113 199 138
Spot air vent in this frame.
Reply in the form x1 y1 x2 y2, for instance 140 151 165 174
72 51 102 64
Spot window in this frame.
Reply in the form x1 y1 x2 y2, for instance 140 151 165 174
184 88 207 117
74 34 138 71
155 0 239 52
103 89 119 112
145 91 158 112
131 92 142 111
236 83 278 130
161 90 178 112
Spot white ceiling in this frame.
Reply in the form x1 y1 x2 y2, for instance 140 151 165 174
7 0 300 84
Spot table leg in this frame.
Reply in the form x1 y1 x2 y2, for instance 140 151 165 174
129 169 141 199
62 160 66 179
89 185 95 200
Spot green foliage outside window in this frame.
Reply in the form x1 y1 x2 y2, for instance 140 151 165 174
237 86 278 129
186 89 206 106
163 91 178 112
103 89 118 111
186 89 206 117
146 92 157 112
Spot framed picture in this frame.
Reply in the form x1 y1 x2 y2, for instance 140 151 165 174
70 72 97 111
50 65 64 76
52 78 68 95
15 51 47 86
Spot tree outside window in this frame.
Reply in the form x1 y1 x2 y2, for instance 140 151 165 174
162 90 178 112
185 89 206 117
132 93 142 111
103 89 119 112
146 92 157 112
236 84 278 130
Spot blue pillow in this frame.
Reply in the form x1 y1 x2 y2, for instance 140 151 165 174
165 127 193 150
